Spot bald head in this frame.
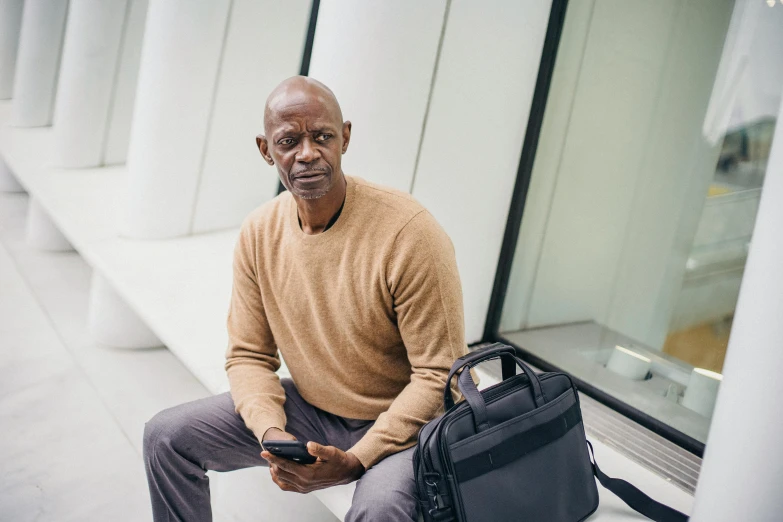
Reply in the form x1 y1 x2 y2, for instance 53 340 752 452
257 76 352 201
264 76 343 134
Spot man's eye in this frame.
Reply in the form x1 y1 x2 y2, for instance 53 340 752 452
315 134 331 142
279 138 295 146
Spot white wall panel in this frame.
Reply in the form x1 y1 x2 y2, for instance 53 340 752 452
191 0 310 234
307 0 446 193
412 0 552 342
52 0 128 168
10 0 69 127
122 0 231 239
0 0 24 99
103 0 148 166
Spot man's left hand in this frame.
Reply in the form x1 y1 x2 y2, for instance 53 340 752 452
261 442 365 493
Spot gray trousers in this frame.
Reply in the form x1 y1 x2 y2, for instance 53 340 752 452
143 378 421 521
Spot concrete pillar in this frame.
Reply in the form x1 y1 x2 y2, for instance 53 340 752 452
87 271 162 349
52 0 129 168
10 0 69 127
0 157 25 192
122 0 231 239
690 103 783 520
0 0 24 99
25 198 73 251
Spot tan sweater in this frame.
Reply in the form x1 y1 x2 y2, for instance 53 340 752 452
224 174 470 469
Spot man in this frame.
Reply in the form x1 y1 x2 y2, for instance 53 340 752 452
143 76 470 521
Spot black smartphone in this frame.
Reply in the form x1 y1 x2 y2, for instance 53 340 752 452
263 440 317 464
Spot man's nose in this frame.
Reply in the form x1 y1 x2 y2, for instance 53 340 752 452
296 138 318 163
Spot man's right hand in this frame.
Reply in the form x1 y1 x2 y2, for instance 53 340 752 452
262 427 297 444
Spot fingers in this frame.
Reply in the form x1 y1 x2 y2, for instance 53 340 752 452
307 441 337 461
261 451 309 476
273 464 302 485
269 465 303 493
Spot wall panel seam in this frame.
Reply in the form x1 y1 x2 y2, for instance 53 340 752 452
188 0 235 235
409 0 451 195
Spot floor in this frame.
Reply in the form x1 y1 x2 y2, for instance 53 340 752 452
663 317 731 373
0 191 274 521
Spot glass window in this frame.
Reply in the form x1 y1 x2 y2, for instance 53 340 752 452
498 0 782 448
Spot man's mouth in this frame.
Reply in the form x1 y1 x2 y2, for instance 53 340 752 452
294 171 327 180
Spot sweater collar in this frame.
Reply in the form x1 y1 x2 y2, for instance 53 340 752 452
287 174 356 244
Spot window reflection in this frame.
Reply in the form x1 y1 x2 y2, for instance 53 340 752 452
499 0 782 446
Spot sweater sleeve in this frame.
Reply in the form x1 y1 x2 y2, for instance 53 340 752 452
347 210 474 469
224 217 287 444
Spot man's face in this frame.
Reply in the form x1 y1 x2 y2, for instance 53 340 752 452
260 94 350 200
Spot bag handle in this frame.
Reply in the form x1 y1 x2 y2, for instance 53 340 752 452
444 343 544 411
445 346 546 431
587 441 688 522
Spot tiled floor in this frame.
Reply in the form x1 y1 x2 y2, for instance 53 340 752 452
0 193 215 521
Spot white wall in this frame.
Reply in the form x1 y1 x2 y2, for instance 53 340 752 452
307 0 447 193
413 0 553 342
191 0 310 234
501 0 735 350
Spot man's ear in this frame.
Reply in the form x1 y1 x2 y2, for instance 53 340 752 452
256 134 274 165
341 121 352 154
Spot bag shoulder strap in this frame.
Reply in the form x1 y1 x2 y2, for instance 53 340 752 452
587 441 688 522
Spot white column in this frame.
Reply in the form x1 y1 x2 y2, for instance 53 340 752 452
690 103 783 520
10 0 69 127
0 0 24 99
122 0 231 239
51 0 129 168
25 198 73 251
87 272 162 349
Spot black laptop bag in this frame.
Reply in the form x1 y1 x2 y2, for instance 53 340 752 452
413 343 688 522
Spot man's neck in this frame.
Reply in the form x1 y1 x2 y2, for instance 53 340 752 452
294 174 347 235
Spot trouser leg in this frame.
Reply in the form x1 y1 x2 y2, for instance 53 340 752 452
142 378 328 522
345 446 421 522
